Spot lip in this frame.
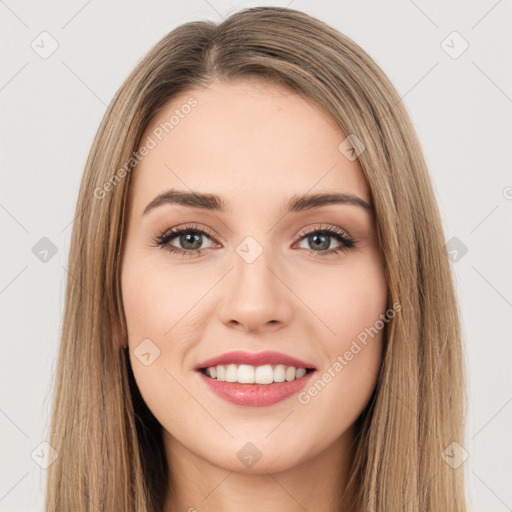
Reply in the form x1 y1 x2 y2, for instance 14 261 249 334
197 370 316 407
195 350 316 370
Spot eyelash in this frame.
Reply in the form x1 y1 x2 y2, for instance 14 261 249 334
152 223 356 258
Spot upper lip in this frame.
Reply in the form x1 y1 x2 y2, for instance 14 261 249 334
195 350 317 370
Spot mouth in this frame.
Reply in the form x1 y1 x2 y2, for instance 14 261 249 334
198 364 316 384
194 350 317 406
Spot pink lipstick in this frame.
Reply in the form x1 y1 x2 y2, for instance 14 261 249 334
195 350 317 407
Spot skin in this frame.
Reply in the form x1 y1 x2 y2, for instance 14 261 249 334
120 78 388 512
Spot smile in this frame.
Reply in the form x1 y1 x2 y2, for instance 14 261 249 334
194 350 317 407
194 350 316 407
200 363 314 384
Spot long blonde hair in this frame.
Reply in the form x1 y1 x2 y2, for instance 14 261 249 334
45 6 467 511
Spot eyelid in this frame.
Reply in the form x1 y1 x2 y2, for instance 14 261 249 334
159 223 220 244
295 223 352 240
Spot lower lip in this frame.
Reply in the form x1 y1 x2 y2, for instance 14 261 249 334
197 370 316 407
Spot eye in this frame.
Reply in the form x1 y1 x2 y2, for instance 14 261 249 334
152 223 356 258
295 224 356 256
152 224 217 257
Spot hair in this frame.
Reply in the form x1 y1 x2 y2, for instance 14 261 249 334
45 6 467 511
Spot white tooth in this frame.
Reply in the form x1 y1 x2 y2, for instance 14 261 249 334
255 365 274 384
209 363 306 384
285 366 296 381
216 365 226 381
295 368 306 379
237 364 255 384
273 364 286 382
226 364 238 382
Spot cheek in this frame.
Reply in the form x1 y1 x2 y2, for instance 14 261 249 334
294 254 387 416
333 264 387 342
121 255 207 433
303 252 388 346
121 254 200 339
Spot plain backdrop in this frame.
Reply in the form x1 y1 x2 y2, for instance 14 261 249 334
1 1 511 510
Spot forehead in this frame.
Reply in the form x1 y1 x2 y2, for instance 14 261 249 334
129 79 370 215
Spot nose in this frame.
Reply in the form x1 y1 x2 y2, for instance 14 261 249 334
217 245 294 334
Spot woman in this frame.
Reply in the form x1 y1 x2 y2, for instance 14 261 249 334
45 6 467 511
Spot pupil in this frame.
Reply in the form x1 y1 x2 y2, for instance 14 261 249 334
310 233 329 250
181 232 201 250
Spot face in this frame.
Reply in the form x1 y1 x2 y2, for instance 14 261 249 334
120 78 388 475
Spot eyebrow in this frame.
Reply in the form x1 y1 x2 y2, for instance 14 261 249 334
143 188 373 215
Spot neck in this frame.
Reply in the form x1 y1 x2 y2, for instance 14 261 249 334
162 426 354 512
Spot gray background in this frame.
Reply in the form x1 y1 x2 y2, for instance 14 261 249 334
1 1 511 510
